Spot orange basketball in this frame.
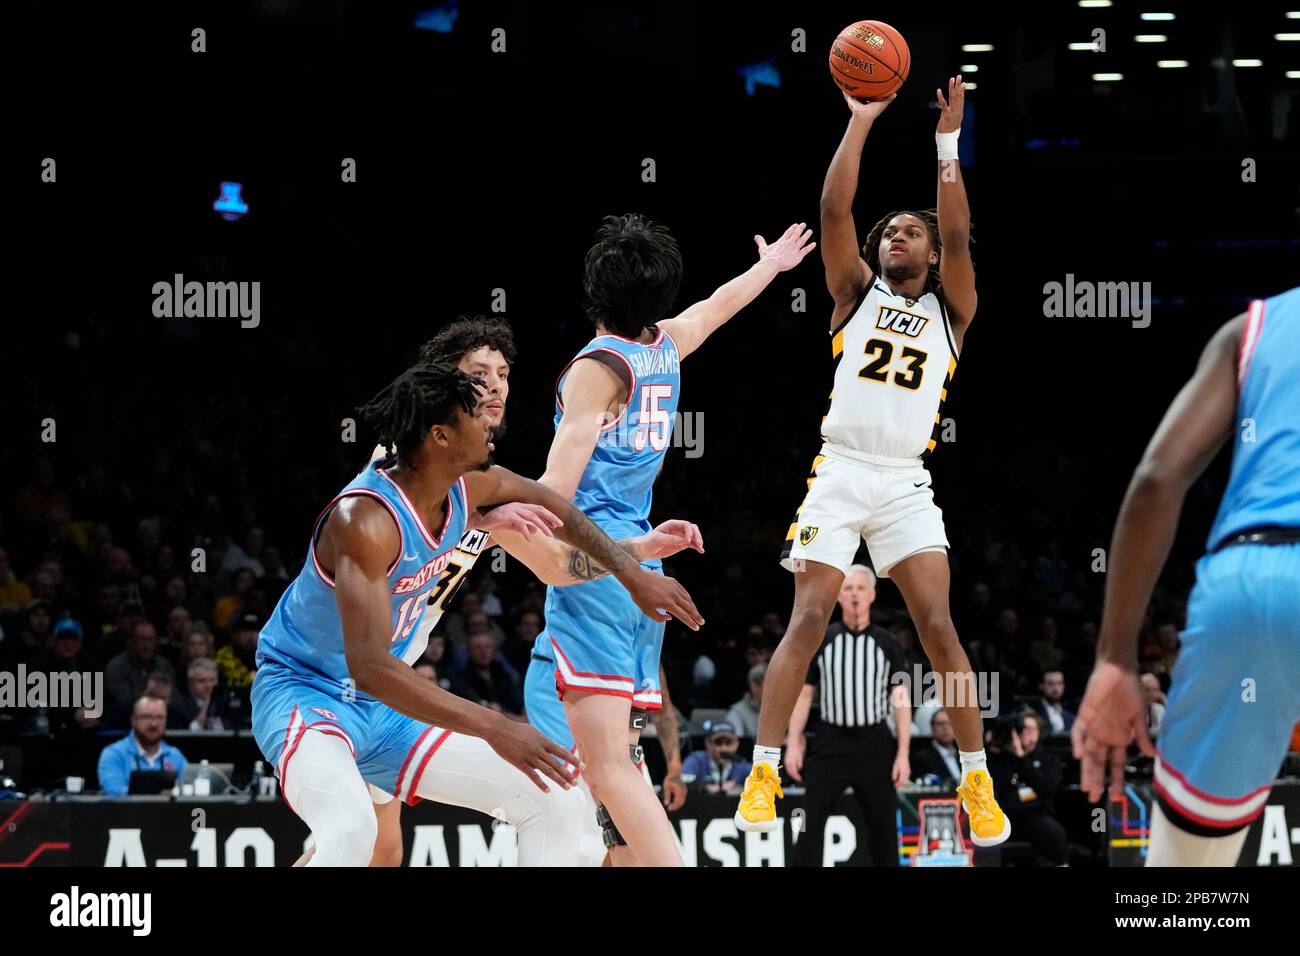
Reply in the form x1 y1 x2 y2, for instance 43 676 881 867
829 20 909 101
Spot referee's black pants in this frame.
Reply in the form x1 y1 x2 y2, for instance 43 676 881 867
793 723 899 867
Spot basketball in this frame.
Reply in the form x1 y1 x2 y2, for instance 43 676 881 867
829 20 909 101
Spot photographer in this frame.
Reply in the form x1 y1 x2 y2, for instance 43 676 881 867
986 711 1067 865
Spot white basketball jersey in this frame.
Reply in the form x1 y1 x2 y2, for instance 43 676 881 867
821 276 959 460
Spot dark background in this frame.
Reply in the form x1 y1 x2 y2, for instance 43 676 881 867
5 0 1299 735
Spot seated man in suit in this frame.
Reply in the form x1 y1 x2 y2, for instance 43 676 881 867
911 708 961 784
1032 669 1075 735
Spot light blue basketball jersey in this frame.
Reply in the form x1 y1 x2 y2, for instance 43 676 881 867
1207 287 1300 550
257 462 469 698
554 326 682 564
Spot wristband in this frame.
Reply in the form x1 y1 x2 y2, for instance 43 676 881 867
936 128 960 161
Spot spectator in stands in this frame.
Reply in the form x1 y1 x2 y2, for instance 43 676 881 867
681 722 751 794
449 632 523 715
442 590 483 649
160 605 192 665
987 711 1067 866
418 631 450 675
215 612 260 688
0 547 33 615
91 599 149 668
1141 671 1166 738
725 663 766 738
912 708 962 784
1029 616 1065 674
36 617 87 672
178 626 216 676
1032 669 1075 735
168 658 228 731
103 620 176 729
0 599 53 669
212 568 256 631
502 609 542 678
88 584 122 643
96 694 189 795
145 671 175 706
1140 622 1181 680
414 662 439 684
465 609 507 650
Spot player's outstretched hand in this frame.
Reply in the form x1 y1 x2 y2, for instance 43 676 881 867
935 75 965 133
471 501 563 539
756 222 816 273
626 567 704 631
636 519 705 561
489 720 581 793
1071 659 1157 803
843 89 896 120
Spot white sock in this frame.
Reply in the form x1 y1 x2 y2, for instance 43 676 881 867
753 745 781 770
959 749 987 779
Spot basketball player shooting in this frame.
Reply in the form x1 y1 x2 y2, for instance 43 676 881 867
735 76 1011 847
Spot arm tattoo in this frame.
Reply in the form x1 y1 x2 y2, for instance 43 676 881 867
565 537 638 581
654 705 681 766
552 501 636 577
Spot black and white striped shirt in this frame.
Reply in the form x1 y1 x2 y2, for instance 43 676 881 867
806 623 905 729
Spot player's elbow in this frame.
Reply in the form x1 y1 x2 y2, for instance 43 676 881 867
1130 458 1191 498
346 650 391 698
819 198 852 223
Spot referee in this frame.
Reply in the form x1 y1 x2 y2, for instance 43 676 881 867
787 565 912 867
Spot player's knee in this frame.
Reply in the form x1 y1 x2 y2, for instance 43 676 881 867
914 609 957 644
369 831 404 867
789 603 834 645
341 809 379 852
312 812 377 867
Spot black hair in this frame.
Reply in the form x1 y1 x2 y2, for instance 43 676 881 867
419 315 517 368
862 209 957 290
357 363 481 468
582 213 683 338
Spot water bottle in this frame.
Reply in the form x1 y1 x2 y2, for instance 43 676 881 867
250 761 265 799
195 758 212 797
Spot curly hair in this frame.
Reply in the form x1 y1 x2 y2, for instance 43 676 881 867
357 363 481 469
582 213 683 338
418 315 517 368
861 209 954 290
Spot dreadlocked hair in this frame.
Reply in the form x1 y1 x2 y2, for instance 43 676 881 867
418 315 517 367
861 209 972 292
357 363 481 469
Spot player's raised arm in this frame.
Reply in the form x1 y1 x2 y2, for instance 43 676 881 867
821 91 895 330
462 464 705 630
1072 314 1243 800
327 496 579 791
934 75 977 333
658 223 816 360
539 358 623 501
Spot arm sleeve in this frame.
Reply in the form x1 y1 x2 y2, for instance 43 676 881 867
97 742 129 796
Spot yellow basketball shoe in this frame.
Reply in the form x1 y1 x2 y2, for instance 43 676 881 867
956 769 1011 846
734 763 784 832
